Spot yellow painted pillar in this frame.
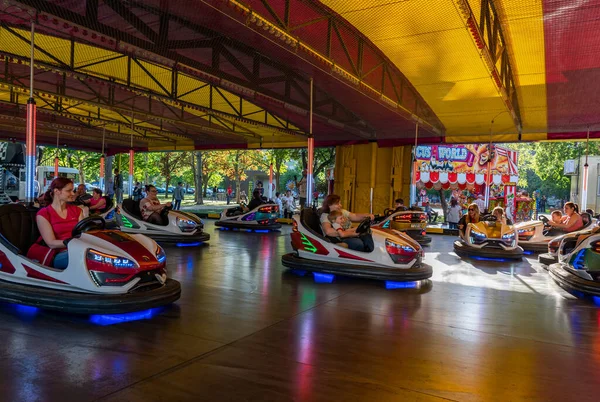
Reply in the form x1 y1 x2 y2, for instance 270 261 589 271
369 142 377 214
334 143 412 214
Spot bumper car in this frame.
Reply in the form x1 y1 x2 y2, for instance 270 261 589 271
116 199 210 245
453 215 523 260
516 213 593 252
281 208 432 282
548 228 600 299
373 208 431 246
538 218 598 268
215 203 281 231
0 204 181 314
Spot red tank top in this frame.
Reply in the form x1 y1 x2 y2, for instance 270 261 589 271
89 196 102 207
37 204 81 241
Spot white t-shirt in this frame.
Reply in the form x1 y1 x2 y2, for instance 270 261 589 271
320 209 351 230
446 205 461 223
475 198 486 213
281 195 295 211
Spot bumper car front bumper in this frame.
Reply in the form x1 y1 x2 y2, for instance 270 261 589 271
215 220 281 230
0 278 181 314
144 231 210 243
548 263 600 298
453 240 523 260
281 253 432 281
538 253 557 268
520 241 549 252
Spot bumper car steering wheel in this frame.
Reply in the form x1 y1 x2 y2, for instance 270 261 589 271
356 218 372 234
482 214 498 222
160 204 173 217
539 215 549 225
72 216 106 238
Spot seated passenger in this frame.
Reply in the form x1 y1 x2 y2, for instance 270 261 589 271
393 198 408 213
458 203 480 238
492 206 512 225
28 178 83 269
140 185 172 225
75 183 88 200
551 210 563 225
543 210 564 236
87 188 107 213
245 189 264 212
320 194 374 252
548 202 583 233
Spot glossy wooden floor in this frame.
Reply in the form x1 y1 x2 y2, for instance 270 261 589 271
1 223 599 402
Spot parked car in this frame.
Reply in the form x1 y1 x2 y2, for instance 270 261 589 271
186 187 195 194
156 187 166 194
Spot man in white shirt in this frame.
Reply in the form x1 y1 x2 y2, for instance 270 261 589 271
281 190 295 218
475 194 486 214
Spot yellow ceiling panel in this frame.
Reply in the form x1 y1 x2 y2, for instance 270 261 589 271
495 0 547 133
321 0 518 138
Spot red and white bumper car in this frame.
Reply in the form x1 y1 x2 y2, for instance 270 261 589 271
0 204 180 314
281 208 432 282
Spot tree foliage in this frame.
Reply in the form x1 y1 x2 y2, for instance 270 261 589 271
506 141 600 199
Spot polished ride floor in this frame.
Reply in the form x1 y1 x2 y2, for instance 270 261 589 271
1 223 599 402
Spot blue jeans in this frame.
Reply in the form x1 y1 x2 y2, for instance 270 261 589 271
115 188 123 203
54 251 69 269
173 199 181 210
344 235 374 252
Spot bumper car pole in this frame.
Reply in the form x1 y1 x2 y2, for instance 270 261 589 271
581 126 590 211
25 21 36 204
128 117 135 198
370 142 377 215
54 130 60 179
99 128 105 191
410 122 418 207
306 78 314 209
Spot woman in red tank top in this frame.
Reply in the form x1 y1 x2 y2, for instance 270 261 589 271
34 177 83 269
548 202 583 233
87 188 106 212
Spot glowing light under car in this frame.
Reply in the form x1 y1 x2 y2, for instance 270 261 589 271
313 272 334 283
385 281 418 289
175 242 202 247
89 307 165 326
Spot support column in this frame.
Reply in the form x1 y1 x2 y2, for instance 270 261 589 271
306 78 314 208
582 127 590 210
128 149 134 197
195 151 203 205
104 156 113 195
25 21 36 204
369 141 377 214
54 130 59 179
268 163 274 200
409 122 419 207
144 153 149 185
99 127 106 191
